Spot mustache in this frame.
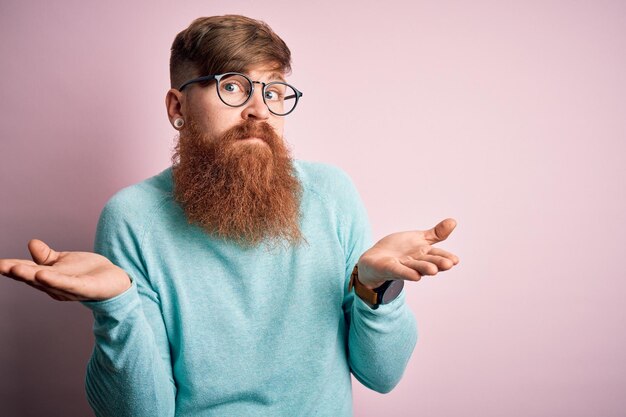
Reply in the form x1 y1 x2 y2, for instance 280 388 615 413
221 120 281 145
171 115 303 248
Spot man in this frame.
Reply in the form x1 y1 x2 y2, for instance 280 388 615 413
0 15 459 416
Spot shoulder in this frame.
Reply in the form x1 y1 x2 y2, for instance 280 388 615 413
98 168 174 230
294 159 359 199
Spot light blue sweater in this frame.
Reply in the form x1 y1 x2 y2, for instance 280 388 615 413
82 160 417 417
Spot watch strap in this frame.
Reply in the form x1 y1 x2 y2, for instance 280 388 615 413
349 264 404 308
348 264 379 305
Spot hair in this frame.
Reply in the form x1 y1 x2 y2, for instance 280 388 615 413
170 15 292 89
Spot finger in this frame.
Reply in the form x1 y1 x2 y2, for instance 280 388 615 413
386 261 423 282
427 247 460 265
399 258 439 276
28 239 60 266
46 292 66 301
418 254 455 271
5 264 78 294
1 263 84 301
5 263 46 283
24 280 79 301
0 259 37 276
423 218 457 244
33 269 92 300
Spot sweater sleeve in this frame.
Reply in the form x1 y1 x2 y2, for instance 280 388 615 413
336 169 418 394
80 194 176 416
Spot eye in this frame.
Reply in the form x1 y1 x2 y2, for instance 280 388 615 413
264 88 284 101
223 82 241 93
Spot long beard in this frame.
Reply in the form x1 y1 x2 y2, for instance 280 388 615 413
171 118 305 249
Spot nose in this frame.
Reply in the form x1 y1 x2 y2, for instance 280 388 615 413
241 83 270 120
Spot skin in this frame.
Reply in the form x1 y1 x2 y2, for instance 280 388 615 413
0 64 459 300
357 218 460 289
165 66 286 147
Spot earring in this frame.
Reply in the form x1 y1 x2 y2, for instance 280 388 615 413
174 118 184 129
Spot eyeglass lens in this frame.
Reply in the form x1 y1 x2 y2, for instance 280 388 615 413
217 74 298 116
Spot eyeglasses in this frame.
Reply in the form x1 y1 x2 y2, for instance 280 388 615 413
178 72 303 116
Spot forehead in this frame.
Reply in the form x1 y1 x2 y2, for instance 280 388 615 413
242 65 286 82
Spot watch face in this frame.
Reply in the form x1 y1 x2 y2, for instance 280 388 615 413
381 280 404 304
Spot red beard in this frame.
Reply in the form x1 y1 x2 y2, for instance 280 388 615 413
172 118 305 249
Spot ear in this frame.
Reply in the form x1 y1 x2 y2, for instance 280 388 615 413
165 88 185 128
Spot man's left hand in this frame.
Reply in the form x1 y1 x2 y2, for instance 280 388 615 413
357 218 460 289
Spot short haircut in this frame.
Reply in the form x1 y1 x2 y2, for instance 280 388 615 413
170 15 292 89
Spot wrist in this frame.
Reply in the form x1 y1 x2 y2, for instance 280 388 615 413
349 264 404 309
356 260 386 289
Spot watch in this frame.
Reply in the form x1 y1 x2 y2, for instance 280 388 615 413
348 264 404 309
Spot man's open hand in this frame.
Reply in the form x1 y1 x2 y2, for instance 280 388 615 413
0 240 131 301
357 218 460 289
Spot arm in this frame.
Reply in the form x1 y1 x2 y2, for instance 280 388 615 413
337 171 459 393
345 290 417 393
82 196 176 417
0 197 177 416
82 281 176 416
336 170 418 393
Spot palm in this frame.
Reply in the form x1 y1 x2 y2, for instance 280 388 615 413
0 240 130 301
357 218 460 288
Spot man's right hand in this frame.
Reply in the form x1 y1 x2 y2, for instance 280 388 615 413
0 239 131 301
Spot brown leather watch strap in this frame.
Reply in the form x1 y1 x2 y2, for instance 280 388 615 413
348 264 379 305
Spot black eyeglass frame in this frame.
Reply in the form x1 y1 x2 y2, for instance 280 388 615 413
177 72 303 116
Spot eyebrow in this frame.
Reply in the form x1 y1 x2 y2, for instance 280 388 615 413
266 72 286 83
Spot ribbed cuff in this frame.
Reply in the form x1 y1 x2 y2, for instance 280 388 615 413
80 278 140 315
353 289 407 318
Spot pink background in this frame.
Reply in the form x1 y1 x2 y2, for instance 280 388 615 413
1 1 625 416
